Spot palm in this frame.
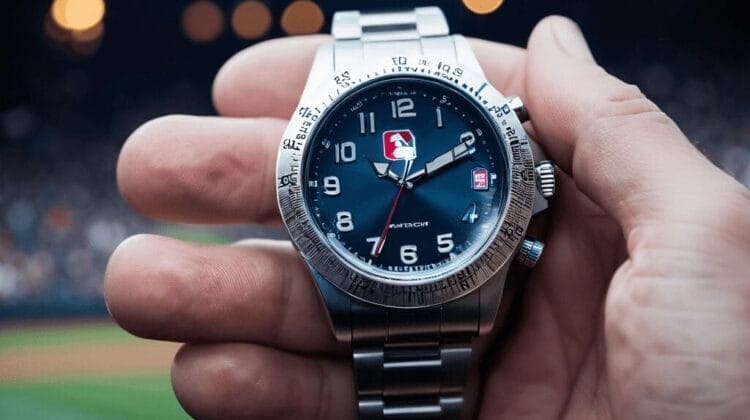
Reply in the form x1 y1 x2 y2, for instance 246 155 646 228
474 174 622 418
478 177 749 420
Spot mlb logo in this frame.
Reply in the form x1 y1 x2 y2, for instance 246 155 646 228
383 129 417 161
472 168 489 190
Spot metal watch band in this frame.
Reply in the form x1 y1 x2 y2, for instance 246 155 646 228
332 7 456 71
331 8 480 419
351 297 478 420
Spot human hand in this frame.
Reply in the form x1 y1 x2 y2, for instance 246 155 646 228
104 16 750 420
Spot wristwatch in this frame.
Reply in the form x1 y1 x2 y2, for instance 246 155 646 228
276 6 555 419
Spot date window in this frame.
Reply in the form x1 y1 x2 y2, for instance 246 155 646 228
471 168 489 190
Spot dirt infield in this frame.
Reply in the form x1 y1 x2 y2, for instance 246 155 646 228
0 321 181 383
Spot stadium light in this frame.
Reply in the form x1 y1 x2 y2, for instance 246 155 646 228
51 0 106 31
281 0 324 35
231 1 273 41
182 1 225 43
463 0 505 15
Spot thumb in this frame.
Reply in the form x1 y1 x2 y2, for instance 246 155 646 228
524 16 745 235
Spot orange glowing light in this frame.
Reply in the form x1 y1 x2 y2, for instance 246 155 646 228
281 1 324 35
463 0 505 15
232 1 272 40
182 1 225 43
51 0 106 31
71 21 104 42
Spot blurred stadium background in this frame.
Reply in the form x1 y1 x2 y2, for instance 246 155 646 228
0 0 747 418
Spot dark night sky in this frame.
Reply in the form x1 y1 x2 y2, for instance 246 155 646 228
1 0 748 142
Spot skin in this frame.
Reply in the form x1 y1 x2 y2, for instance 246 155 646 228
104 16 750 420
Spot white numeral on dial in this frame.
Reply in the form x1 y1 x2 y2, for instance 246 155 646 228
437 233 454 253
358 112 375 134
366 236 380 256
391 98 416 118
336 211 354 232
460 131 476 146
400 245 418 264
323 176 340 196
334 141 356 163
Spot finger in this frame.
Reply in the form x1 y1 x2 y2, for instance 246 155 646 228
213 35 330 118
117 115 285 225
213 36 527 118
172 343 355 420
524 16 746 234
104 235 343 354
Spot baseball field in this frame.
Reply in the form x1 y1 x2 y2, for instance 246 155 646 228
0 320 187 419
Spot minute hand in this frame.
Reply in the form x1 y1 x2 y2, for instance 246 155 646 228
406 140 476 183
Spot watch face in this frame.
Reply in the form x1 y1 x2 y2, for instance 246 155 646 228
303 76 509 281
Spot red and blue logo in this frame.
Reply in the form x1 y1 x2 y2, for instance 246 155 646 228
383 129 417 161
471 168 489 190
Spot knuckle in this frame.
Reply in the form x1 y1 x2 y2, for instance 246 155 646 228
588 88 672 138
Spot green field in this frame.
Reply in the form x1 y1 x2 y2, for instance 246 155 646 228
0 323 133 351
0 375 187 420
0 322 188 420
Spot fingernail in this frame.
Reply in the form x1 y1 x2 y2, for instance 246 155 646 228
552 17 594 61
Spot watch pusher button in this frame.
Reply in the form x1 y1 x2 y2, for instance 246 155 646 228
507 96 529 123
516 238 544 268
535 160 556 199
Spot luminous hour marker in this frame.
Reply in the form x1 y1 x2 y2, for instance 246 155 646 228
358 112 375 134
335 211 354 232
462 202 479 224
323 176 341 196
391 98 416 118
436 106 443 128
334 141 357 163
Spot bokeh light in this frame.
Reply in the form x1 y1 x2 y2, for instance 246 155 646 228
281 0 324 35
463 0 505 15
45 5 105 56
71 21 104 43
182 1 225 43
231 1 272 40
51 0 106 31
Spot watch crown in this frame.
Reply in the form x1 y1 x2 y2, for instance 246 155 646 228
535 160 556 199
507 96 529 123
517 238 544 268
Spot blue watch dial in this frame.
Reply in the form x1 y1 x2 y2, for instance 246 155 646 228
303 76 508 279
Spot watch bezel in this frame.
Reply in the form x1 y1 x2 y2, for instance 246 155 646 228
276 55 536 308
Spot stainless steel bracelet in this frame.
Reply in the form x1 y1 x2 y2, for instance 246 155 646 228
351 297 478 420
331 7 484 76
332 10 480 419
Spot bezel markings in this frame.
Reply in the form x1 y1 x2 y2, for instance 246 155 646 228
276 56 535 308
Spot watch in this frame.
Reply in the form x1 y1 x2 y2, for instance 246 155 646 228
276 6 555 419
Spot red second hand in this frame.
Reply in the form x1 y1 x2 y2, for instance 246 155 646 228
373 181 407 257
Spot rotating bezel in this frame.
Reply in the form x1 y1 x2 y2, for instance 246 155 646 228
276 55 536 308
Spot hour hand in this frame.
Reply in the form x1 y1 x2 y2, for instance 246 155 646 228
371 161 395 179
406 136 476 183
371 161 414 188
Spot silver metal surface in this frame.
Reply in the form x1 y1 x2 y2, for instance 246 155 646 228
354 340 471 419
277 55 536 308
535 160 556 199
335 8 479 419
516 238 545 268
507 95 529 123
278 6 546 420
